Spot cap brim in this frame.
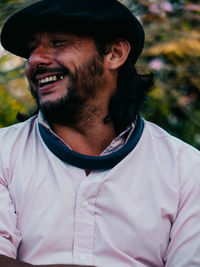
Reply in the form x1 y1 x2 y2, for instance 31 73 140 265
1 0 144 62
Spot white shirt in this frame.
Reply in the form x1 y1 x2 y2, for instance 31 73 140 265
0 115 200 266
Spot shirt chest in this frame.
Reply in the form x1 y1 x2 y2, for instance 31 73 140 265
8 151 179 266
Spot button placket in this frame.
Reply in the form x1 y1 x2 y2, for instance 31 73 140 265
73 175 100 265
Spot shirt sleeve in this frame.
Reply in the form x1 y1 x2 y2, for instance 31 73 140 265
164 151 200 266
0 167 22 258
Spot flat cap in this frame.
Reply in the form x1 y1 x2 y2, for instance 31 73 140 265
0 0 144 63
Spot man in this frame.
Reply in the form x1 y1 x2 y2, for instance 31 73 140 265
0 0 200 266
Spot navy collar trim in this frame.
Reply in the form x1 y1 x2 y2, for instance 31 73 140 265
38 114 144 170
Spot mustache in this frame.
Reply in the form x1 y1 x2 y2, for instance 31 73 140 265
32 67 69 81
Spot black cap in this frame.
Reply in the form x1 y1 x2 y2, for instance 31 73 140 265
0 0 144 63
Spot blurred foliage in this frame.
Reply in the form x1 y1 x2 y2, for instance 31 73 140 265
0 0 200 149
0 0 37 128
121 0 200 149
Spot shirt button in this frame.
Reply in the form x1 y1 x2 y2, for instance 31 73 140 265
80 254 87 261
82 200 89 208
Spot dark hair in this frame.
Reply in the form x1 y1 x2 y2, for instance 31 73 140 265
108 58 154 135
17 107 39 122
17 37 154 135
95 38 155 135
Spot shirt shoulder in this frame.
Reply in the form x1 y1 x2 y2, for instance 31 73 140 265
143 119 200 189
0 116 38 141
144 119 199 152
0 116 39 177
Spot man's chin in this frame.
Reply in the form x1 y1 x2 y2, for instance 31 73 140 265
39 99 54 108
38 93 67 109
38 94 83 126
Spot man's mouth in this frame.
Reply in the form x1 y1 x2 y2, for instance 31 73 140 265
35 73 65 87
38 74 65 87
32 67 69 88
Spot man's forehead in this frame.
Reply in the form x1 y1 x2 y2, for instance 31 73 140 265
30 31 80 40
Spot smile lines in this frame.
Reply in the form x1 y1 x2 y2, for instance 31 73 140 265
38 74 64 85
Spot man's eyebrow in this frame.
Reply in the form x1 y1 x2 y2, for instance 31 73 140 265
27 32 85 47
51 35 77 41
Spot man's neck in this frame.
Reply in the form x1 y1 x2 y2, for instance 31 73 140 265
46 77 118 156
51 118 116 156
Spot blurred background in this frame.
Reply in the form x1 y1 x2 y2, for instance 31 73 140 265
0 0 200 149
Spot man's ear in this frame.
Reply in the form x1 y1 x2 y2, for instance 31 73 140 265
105 39 131 70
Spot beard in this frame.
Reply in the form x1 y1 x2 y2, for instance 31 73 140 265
30 53 105 126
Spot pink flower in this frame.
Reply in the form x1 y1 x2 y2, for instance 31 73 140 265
160 2 174 12
149 59 164 71
178 94 197 105
149 2 174 14
184 4 200 11
149 3 160 14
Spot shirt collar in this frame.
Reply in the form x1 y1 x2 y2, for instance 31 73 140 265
38 111 135 156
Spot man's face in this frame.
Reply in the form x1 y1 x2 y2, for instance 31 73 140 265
25 32 106 125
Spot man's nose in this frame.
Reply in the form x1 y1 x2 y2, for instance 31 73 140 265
27 45 53 68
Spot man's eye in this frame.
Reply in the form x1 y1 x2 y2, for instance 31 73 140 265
52 40 66 47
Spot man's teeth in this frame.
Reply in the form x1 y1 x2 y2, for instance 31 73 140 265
38 75 64 85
